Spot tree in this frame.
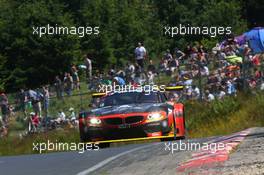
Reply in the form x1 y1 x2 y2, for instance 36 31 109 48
0 0 251 92
0 0 81 91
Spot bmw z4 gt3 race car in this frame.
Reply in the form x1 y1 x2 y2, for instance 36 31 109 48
79 88 186 144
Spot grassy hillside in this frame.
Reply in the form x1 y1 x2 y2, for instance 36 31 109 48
186 91 264 138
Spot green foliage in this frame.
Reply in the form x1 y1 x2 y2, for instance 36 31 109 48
0 0 254 91
0 0 81 90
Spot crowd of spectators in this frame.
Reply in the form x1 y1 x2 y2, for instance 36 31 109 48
86 39 264 103
1 38 264 136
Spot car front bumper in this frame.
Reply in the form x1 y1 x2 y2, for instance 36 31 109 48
80 119 171 141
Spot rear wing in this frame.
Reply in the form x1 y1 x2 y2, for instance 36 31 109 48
91 92 106 98
91 85 185 98
164 85 184 91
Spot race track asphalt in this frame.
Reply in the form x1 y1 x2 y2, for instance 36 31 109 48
0 138 210 175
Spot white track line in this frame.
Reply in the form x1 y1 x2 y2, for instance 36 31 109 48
76 143 161 175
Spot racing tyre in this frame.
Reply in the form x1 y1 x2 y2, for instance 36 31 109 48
80 129 91 143
98 143 110 148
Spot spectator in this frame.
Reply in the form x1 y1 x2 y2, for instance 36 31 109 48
183 74 193 86
218 87 226 100
135 42 147 69
192 85 200 99
84 54 92 82
134 63 146 85
147 71 155 85
29 112 40 133
30 89 43 118
198 44 206 54
72 66 80 90
249 78 257 89
174 47 185 60
168 57 177 73
17 89 28 117
0 115 8 137
227 80 236 96
113 76 126 86
128 62 135 74
201 65 210 76
0 91 9 125
116 69 126 79
252 54 260 66
185 86 193 100
64 73 73 96
184 45 192 59
243 44 253 73
163 49 173 60
205 90 215 102
254 68 261 79
68 107 77 126
159 59 168 73
147 60 156 73
54 76 64 99
260 82 264 90
108 65 116 77
69 107 76 120
42 86 49 117
125 62 135 81
63 72 68 82
56 110 66 124
35 89 44 118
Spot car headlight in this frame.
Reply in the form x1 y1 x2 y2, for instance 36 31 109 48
89 118 101 125
147 113 164 121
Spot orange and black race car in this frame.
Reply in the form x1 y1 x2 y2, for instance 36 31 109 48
78 86 186 146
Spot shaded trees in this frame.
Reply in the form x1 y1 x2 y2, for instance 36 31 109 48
0 0 256 92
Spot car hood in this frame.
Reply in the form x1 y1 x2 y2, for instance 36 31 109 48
89 103 169 116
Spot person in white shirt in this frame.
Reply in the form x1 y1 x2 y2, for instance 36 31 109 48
260 82 264 90
134 42 147 69
56 110 66 123
208 93 215 101
201 66 209 76
218 90 226 100
147 71 155 85
192 85 200 99
129 63 135 74
205 90 215 102
84 54 92 81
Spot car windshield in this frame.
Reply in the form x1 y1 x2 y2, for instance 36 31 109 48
98 92 159 107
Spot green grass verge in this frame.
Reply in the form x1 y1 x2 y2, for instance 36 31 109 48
0 128 79 156
1 91 264 156
186 91 264 138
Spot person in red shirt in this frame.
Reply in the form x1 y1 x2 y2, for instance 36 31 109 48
252 55 260 66
254 68 261 79
29 112 40 132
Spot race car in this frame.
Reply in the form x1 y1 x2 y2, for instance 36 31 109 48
79 87 186 145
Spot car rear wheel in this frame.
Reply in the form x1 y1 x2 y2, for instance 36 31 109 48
80 129 91 143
